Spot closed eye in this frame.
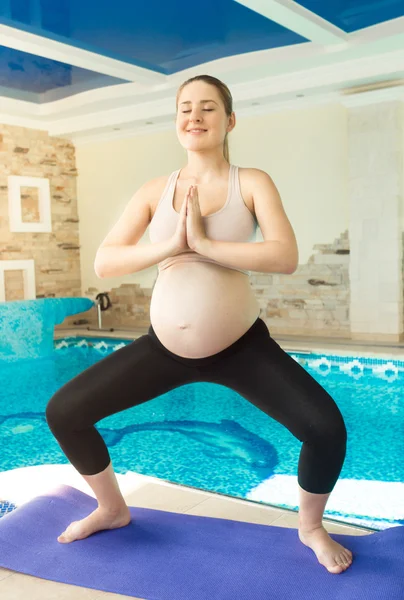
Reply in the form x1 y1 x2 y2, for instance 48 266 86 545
182 109 214 113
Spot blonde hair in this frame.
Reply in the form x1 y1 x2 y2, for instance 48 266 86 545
176 74 233 163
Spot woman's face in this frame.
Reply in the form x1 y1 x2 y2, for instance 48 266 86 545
176 80 232 154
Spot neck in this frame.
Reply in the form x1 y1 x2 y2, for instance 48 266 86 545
183 151 229 182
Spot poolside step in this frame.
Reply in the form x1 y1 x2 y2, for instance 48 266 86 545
247 475 404 528
0 465 138 506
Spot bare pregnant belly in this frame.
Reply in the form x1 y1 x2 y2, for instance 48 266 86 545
149 263 261 358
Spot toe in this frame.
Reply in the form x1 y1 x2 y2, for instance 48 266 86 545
339 553 352 570
324 553 350 574
327 563 344 574
57 522 77 543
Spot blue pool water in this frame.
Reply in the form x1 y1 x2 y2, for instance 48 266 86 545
1 336 403 529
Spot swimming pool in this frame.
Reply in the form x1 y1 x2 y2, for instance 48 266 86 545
1 335 403 530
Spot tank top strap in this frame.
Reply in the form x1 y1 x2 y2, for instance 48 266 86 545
229 164 236 191
229 164 243 203
154 169 181 214
167 169 181 197
168 169 181 194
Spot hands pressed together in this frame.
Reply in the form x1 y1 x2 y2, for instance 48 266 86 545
186 186 208 251
172 185 208 255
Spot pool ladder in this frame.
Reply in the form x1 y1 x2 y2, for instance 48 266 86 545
86 292 115 332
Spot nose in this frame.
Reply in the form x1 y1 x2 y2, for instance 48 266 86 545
189 108 203 122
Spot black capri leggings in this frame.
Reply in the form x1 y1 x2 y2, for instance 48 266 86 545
46 317 347 494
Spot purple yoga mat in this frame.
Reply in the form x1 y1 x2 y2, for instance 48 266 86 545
0 484 403 600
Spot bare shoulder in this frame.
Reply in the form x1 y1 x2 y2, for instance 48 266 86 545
237 167 278 216
238 167 276 188
141 173 172 215
141 173 171 200
96 173 172 251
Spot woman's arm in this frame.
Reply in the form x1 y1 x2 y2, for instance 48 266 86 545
194 238 296 274
195 169 298 274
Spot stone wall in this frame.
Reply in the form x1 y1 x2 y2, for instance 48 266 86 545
62 230 350 338
0 124 81 300
253 230 350 338
0 122 351 338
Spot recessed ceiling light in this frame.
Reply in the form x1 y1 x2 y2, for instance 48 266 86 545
113 127 121 131
296 94 304 98
146 121 154 125
251 102 260 106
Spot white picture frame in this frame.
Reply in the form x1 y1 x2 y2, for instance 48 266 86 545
0 259 36 301
8 175 52 233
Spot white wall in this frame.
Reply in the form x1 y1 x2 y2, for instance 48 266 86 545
76 102 349 294
402 102 404 230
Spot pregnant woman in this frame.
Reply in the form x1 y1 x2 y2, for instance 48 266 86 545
46 74 352 574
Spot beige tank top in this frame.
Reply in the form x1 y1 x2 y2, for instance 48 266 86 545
149 164 258 276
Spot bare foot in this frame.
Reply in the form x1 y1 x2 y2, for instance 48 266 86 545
298 525 353 574
57 505 132 543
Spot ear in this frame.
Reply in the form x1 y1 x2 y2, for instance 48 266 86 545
227 112 236 133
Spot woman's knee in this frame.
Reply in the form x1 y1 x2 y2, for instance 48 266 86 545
308 410 347 450
45 392 65 433
45 386 82 433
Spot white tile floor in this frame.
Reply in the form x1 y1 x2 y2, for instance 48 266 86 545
0 329 392 598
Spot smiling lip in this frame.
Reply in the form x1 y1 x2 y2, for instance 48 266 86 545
187 129 207 133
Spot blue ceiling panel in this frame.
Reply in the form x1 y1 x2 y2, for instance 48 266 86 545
0 46 129 103
0 0 308 75
296 0 404 33
0 1 401 102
